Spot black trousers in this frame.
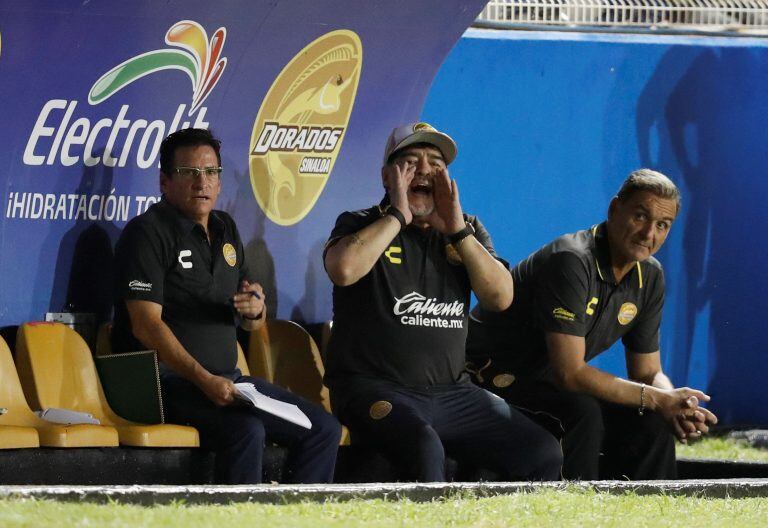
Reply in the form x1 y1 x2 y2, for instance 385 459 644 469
162 370 342 484
475 376 676 480
332 379 563 482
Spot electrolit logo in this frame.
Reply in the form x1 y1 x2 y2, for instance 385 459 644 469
88 20 227 115
23 21 226 169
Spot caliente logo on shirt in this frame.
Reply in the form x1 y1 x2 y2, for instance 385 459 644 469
393 291 465 329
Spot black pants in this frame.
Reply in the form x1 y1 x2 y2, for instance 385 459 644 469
332 379 563 482
475 376 676 480
162 370 342 484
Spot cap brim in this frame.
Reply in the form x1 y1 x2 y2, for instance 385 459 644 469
390 130 457 165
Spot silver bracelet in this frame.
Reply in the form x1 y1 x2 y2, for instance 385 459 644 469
638 383 646 416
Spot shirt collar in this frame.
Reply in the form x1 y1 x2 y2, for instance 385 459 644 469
156 198 224 238
590 222 643 289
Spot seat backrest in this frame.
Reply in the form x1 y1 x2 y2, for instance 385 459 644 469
0 335 37 423
15 322 121 423
247 320 330 412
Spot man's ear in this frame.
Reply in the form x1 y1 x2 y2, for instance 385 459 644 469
159 172 170 193
607 196 619 220
381 165 389 190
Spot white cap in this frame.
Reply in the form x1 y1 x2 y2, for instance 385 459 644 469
382 122 458 165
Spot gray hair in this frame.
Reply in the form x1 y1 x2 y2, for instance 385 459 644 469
616 169 681 213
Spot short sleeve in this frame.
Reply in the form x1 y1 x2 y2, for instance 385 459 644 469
323 209 377 257
114 221 168 304
535 251 591 336
231 222 253 284
622 268 664 353
468 215 509 269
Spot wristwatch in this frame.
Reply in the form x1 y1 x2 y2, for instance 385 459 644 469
447 222 475 247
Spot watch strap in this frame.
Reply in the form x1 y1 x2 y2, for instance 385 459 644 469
447 222 475 246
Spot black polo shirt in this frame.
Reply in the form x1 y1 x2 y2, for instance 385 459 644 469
466 223 664 380
324 204 506 389
112 199 251 375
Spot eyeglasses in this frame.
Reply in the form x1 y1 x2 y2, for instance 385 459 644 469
173 166 223 181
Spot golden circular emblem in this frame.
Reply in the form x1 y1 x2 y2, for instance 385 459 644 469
249 30 363 226
369 400 393 420
617 302 638 325
492 373 516 388
222 243 237 267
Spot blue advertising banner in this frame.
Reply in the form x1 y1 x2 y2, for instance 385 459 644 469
0 1 486 326
423 29 768 425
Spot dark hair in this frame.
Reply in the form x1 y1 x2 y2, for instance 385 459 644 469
616 169 681 213
159 128 221 175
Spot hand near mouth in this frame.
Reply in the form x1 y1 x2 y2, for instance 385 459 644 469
382 162 415 225
428 167 465 234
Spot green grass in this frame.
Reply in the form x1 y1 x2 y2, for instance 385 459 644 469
677 435 768 462
1 489 767 528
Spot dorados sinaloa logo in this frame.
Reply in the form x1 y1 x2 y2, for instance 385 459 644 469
89 20 227 115
249 30 362 226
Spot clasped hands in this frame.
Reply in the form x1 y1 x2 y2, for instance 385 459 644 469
662 388 718 443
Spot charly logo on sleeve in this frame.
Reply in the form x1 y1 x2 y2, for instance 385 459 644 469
393 292 465 329
128 280 152 292
249 30 362 226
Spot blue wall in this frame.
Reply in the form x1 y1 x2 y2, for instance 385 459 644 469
423 29 768 426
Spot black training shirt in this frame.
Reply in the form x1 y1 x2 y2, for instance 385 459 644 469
324 204 506 389
112 199 251 375
466 223 664 380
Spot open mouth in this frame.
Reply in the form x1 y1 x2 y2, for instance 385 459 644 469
409 182 432 196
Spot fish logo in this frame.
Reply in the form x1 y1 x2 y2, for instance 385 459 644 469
88 20 227 115
249 30 362 226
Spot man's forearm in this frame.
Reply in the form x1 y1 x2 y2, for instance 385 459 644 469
132 319 212 388
325 214 402 286
556 362 648 409
455 236 513 311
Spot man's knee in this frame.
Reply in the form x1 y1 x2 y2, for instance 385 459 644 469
533 433 564 480
233 416 267 449
309 411 343 447
562 393 605 439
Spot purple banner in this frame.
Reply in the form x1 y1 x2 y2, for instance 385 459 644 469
0 0 486 326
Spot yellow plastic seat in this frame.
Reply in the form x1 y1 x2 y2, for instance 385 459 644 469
247 319 349 445
0 333 118 448
236 341 250 376
15 322 199 448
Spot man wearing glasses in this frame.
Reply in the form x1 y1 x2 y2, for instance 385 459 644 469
111 128 341 484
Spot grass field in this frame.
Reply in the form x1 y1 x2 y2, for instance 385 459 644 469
677 435 768 462
1 436 765 527
1 488 767 528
